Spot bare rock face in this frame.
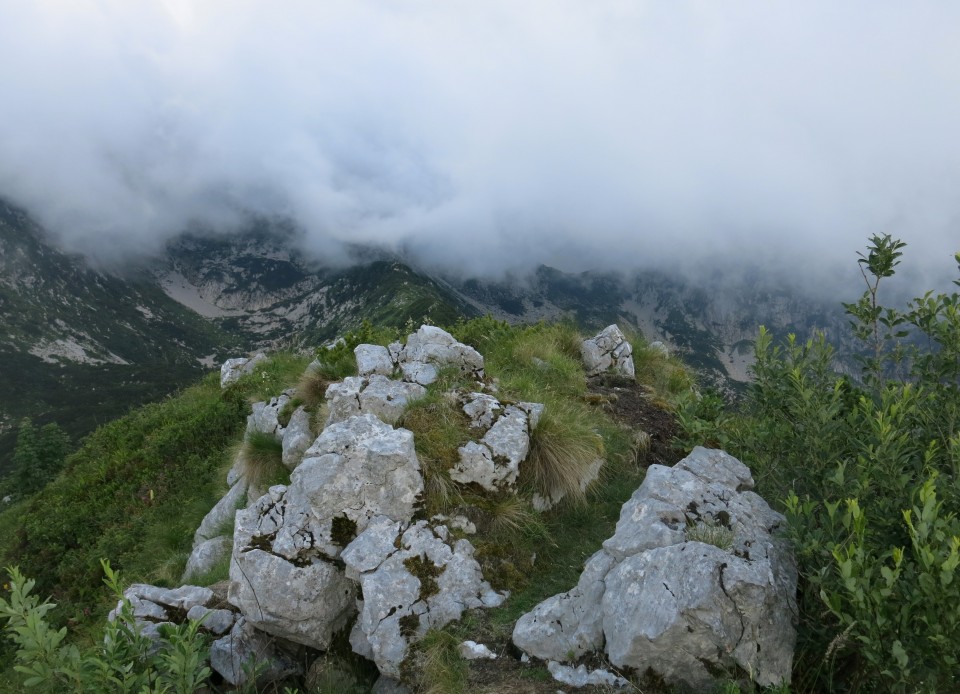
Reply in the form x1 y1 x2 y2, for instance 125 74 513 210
449 394 544 493
220 353 268 388
281 406 313 469
355 344 394 377
247 390 294 438
182 536 232 583
394 325 485 386
209 617 301 687
228 415 423 650
325 375 427 427
580 325 635 378
513 447 797 691
342 516 507 678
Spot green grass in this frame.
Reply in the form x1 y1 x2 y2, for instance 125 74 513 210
240 430 287 490
407 629 469 694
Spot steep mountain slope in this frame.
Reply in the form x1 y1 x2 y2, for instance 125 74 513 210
448 265 853 390
158 228 476 347
0 200 248 473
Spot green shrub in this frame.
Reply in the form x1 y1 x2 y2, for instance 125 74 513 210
678 237 960 692
0 561 211 693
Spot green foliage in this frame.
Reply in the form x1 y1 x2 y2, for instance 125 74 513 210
240 431 288 490
1 371 251 617
407 628 468 694
678 236 960 692
7 419 71 498
0 561 210 693
310 320 399 383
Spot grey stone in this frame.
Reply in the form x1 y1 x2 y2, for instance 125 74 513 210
343 517 507 678
546 661 629 688
194 479 247 546
450 403 538 492
220 353 267 388
247 391 293 437
513 447 796 690
325 376 426 427
512 550 614 662
462 392 501 429
209 617 301 687
581 325 635 378
186 604 236 635
396 325 485 385
182 536 232 583
459 640 497 660
281 406 313 469
355 344 394 376
127 584 214 612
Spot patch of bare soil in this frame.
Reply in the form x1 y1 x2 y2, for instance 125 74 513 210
587 373 683 469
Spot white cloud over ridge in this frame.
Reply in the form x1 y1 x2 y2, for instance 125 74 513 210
1 1 959 288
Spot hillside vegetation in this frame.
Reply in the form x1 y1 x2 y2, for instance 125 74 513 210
3 233 958 693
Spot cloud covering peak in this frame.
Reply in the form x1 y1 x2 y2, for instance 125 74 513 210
1 1 959 285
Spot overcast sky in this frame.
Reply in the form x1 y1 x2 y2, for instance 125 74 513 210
1 1 958 291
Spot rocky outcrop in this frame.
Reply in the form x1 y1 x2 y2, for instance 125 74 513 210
391 325 485 386
449 393 543 493
247 390 294 437
513 447 796 691
220 353 268 388
228 414 423 649
182 536 232 583
209 616 302 687
342 516 507 678
325 375 427 427
281 406 313 469
581 325 635 378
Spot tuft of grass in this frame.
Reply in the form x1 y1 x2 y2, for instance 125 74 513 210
631 338 694 407
685 518 735 551
397 392 471 515
522 399 605 507
408 629 469 694
240 431 287 490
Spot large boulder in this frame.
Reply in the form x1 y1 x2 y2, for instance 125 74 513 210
228 489 357 649
325 376 426 427
342 516 507 678
209 617 301 687
580 325 635 378
513 447 796 691
228 415 424 649
247 390 294 438
394 326 485 386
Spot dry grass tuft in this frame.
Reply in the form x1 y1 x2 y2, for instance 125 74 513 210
239 431 287 490
522 400 605 507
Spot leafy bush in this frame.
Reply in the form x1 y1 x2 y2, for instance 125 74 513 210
679 236 960 692
0 561 210 693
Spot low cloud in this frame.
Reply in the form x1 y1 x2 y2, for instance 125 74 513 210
1 1 958 292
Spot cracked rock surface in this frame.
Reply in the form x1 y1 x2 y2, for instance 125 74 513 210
449 394 543 492
325 375 426 427
580 324 635 378
513 447 796 691
342 516 507 678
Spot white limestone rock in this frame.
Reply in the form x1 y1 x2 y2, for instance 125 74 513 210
462 392 501 429
450 403 535 492
395 325 484 385
459 641 497 660
186 605 236 635
342 517 507 678
182 536 232 583
209 617 301 687
355 344 394 377
513 447 797 691
325 376 426 427
247 390 294 437
220 353 267 388
280 406 312 469
194 479 247 546
580 325 635 378
546 661 629 688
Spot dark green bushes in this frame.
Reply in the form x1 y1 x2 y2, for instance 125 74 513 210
679 237 960 692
